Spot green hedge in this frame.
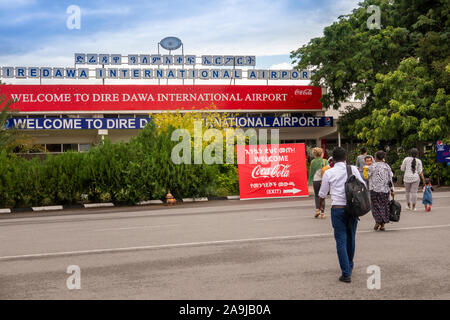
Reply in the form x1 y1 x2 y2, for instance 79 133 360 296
0 121 231 208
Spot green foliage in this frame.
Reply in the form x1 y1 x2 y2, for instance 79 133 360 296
83 139 138 203
347 58 449 147
291 0 411 109
0 118 229 208
39 152 87 205
353 58 449 147
422 151 450 185
0 95 25 151
215 165 239 196
132 121 219 200
291 0 450 149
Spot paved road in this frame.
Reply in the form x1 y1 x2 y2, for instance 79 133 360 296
0 193 449 299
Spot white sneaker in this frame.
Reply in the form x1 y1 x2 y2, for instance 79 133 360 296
413 207 417 211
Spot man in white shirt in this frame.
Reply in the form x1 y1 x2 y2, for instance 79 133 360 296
318 147 366 283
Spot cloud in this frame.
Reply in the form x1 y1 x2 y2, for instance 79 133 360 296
0 0 35 7
269 63 294 70
0 0 361 74
81 6 132 16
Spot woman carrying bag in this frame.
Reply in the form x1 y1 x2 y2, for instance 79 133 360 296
368 150 395 231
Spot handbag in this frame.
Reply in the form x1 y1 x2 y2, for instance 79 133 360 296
389 199 401 222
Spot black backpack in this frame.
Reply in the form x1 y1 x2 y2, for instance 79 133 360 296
389 199 401 222
345 165 371 218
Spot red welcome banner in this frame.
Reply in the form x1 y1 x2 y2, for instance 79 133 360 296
237 143 309 200
0 85 322 112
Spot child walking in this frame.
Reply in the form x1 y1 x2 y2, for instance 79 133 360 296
422 178 433 212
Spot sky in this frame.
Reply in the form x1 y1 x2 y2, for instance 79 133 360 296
0 0 361 84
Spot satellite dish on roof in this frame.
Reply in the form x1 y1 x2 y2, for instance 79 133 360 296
160 37 182 50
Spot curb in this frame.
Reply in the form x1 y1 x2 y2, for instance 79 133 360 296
83 202 114 208
208 196 227 201
0 197 182 215
10 207 33 213
182 197 209 203
31 205 63 212
137 200 164 205
63 204 84 209
0 189 448 216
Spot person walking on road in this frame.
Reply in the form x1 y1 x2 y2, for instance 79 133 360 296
401 148 425 211
368 151 395 231
318 147 366 283
356 147 374 175
422 178 433 212
308 147 329 219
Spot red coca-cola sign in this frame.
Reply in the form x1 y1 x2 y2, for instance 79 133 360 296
237 143 309 200
251 164 291 179
294 88 313 96
294 88 315 102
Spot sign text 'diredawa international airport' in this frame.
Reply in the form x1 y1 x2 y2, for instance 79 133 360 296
0 54 313 81
0 85 322 111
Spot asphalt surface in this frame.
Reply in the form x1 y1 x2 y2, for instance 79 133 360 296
0 192 449 300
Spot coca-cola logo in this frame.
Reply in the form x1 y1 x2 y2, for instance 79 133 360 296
294 89 313 96
251 164 291 179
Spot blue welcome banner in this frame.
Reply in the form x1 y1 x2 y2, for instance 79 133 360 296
232 116 333 128
436 140 450 164
7 116 333 130
7 117 152 130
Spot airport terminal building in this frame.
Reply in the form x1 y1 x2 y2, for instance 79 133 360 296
1 38 348 157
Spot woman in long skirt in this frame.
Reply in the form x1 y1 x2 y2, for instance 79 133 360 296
368 151 395 231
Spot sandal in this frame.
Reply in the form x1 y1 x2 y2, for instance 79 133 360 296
380 224 385 231
320 212 326 219
314 209 321 218
374 223 380 231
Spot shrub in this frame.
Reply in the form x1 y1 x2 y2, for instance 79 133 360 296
0 114 240 208
215 164 239 196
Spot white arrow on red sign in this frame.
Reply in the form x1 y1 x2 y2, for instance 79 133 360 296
283 188 301 194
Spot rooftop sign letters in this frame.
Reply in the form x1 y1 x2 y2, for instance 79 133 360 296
0 37 313 81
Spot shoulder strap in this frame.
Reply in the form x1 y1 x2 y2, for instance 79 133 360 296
346 165 353 180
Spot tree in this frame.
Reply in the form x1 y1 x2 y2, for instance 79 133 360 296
0 94 40 153
291 0 411 110
353 58 449 147
291 0 450 148
0 94 22 150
